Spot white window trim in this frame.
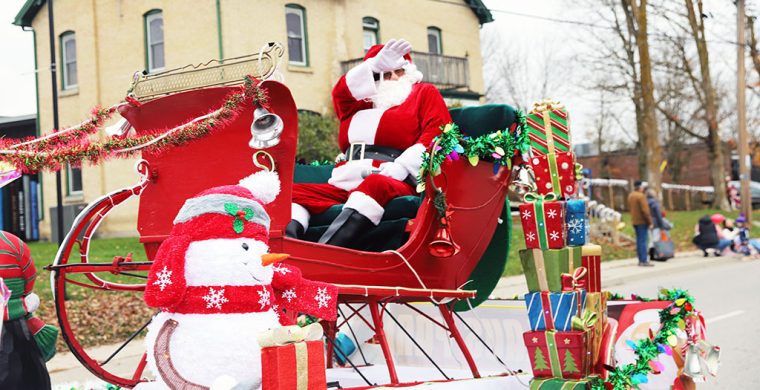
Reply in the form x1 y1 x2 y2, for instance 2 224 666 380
61 33 77 90
146 12 165 73
67 165 83 196
286 7 307 66
362 18 379 51
428 27 442 55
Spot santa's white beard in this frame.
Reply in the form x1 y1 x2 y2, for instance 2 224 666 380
371 64 423 110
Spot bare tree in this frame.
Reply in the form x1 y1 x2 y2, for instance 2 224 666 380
622 0 664 196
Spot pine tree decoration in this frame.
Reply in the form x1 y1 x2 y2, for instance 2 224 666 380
533 347 549 371
562 349 579 374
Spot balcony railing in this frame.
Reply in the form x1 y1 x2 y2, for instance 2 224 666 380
340 51 470 90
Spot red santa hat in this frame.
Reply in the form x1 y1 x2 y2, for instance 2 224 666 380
364 44 413 63
144 170 281 310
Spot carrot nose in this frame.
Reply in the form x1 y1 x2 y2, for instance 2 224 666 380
261 253 288 266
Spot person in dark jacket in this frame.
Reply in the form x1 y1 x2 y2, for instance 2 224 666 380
692 214 733 257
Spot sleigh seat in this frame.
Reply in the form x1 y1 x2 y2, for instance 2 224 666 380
293 104 520 252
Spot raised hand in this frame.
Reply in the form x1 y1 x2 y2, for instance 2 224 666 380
369 39 412 74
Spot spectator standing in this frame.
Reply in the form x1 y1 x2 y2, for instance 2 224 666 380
627 181 654 267
725 176 740 210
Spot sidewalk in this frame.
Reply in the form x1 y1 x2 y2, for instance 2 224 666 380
490 250 730 299
46 251 730 386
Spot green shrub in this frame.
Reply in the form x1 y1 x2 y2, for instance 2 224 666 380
296 111 340 163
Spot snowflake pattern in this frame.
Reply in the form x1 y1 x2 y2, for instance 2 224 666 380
547 209 558 219
202 288 229 310
272 265 291 275
526 232 536 242
567 218 583 235
153 266 172 291
314 287 331 309
521 210 532 220
282 288 297 303
258 288 271 309
549 231 560 241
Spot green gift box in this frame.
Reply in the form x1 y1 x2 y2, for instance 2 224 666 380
529 377 598 390
520 248 582 292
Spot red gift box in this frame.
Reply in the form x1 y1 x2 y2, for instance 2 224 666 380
528 151 577 199
523 330 592 379
261 340 326 390
519 195 566 250
580 244 601 293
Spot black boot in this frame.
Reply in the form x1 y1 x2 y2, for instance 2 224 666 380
285 220 305 239
318 208 374 249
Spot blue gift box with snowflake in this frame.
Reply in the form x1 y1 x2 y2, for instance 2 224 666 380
565 199 587 247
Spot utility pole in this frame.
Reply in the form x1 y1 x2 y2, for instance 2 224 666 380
48 0 64 244
738 0 752 222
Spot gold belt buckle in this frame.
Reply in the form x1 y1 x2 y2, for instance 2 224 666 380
349 143 366 161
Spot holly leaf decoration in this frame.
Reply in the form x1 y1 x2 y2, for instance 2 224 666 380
243 207 254 220
224 203 239 215
233 218 244 234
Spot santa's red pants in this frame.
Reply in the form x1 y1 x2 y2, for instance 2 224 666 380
292 174 415 215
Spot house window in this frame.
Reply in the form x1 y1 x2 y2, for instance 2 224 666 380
145 10 165 72
285 4 308 65
427 27 442 55
60 32 77 89
363 17 379 51
67 165 83 195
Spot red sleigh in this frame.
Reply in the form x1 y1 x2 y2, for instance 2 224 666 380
48 47 523 387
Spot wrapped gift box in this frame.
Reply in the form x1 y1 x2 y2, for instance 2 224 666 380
526 290 587 331
261 340 326 390
519 196 566 250
523 330 592 379
580 293 607 369
528 151 577 199
580 245 602 293
529 377 598 389
526 101 571 156
520 248 582 292
565 199 587 246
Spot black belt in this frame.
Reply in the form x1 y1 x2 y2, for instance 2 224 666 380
345 143 403 162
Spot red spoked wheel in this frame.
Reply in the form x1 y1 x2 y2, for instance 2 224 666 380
49 162 155 388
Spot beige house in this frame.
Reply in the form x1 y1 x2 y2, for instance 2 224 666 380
14 0 492 240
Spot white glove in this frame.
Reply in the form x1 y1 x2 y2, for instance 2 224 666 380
378 162 409 182
24 293 40 313
368 39 412 74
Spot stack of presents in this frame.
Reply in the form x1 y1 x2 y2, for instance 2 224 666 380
519 100 617 389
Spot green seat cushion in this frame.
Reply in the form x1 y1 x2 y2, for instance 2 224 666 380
449 104 519 137
294 164 334 184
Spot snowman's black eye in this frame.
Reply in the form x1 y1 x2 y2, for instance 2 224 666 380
241 243 249 251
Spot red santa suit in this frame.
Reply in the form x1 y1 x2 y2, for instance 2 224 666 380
292 48 451 226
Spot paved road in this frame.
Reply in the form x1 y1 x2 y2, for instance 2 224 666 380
604 255 760 390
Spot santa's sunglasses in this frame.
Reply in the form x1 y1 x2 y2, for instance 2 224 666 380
372 68 406 81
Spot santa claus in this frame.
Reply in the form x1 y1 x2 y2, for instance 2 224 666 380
287 39 451 248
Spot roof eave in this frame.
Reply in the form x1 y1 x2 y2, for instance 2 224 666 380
465 0 494 25
13 0 45 28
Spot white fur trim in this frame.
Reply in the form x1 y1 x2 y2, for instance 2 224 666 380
291 203 310 230
402 62 424 84
344 191 384 225
239 170 280 204
347 108 385 144
395 143 426 180
24 293 40 313
346 61 377 100
174 194 270 229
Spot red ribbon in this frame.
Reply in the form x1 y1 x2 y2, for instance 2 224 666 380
561 266 588 292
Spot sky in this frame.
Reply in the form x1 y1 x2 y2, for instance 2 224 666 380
0 0 35 117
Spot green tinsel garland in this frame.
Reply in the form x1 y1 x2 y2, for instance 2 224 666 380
417 111 529 191
590 288 697 390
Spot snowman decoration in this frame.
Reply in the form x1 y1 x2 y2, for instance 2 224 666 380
139 170 337 389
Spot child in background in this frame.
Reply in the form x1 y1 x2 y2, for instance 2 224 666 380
734 215 755 256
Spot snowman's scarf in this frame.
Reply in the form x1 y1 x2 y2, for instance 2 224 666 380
169 264 337 324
